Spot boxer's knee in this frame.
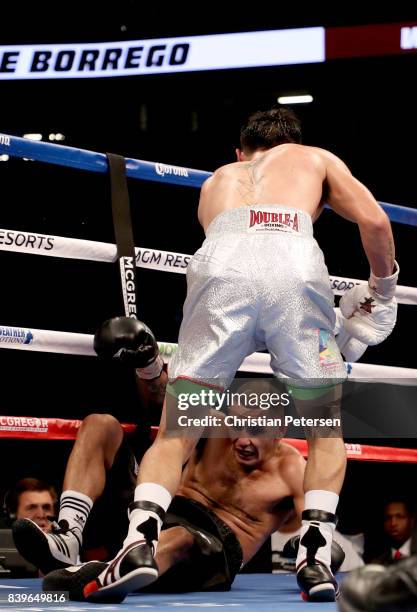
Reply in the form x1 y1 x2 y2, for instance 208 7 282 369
80 413 122 439
152 434 197 466
159 526 195 563
78 414 124 460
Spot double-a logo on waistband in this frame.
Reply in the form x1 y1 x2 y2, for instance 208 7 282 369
248 209 300 233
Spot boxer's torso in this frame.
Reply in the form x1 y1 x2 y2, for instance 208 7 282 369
177 439 303 563
198 144 328 232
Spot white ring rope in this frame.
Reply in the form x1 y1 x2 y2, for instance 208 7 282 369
1 227 416 304
0 324 416 384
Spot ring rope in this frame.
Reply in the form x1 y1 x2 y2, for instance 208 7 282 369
0 324 416 382
0 133 210 187
0 133 416 226
1 227 416 304
1 138 415 470
1 415 416 463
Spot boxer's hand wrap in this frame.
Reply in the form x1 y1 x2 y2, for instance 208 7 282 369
94 316 163 379
334 308 368 362
339 261 399 346
368 261 399 301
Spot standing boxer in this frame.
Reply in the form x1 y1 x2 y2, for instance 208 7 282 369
75 108 399 602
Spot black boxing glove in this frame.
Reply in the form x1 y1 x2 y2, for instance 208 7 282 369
282 536 301 562
340 557 417 612
282 535 345 573
330 540 345 573
94 316 164 379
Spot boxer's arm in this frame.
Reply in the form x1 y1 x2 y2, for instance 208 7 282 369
322 151 399 345
323 151 395 277
135 368 168 416
94 316 166 417
197 175 215 229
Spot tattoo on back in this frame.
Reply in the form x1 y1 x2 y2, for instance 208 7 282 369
237 160 265 205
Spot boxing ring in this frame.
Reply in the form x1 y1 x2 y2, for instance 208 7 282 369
0 134 417 610
0 133 417 373
0 574 337 611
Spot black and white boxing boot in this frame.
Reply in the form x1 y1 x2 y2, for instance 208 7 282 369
12 518 81 574
296 509 339 602
81 501 164 603
43 561 109 601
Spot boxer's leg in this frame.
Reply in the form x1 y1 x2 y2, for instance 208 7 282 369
84 235 259 602
62 412 124 510
13 414 124 573
154 526 195 576
264 233 347 602
84 377 243 602
289 385 346 601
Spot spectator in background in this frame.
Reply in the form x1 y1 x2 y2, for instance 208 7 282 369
371 498 415 565
6 478 57 533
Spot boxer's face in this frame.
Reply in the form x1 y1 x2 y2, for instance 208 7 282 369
232 437 275 466
227 404 277 466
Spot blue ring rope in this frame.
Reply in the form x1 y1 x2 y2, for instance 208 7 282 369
0 133 416 226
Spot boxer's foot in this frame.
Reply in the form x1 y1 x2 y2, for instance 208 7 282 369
43 562 108 602
13 518 80 574
296 509 338 602
82 541 158 603
297 561 339 602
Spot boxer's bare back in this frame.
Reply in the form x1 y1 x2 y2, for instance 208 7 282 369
198 143 380 236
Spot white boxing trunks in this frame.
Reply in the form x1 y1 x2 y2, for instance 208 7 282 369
169 205 346 390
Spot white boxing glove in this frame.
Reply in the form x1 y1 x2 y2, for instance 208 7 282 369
334 308 368 362
339 262 399 346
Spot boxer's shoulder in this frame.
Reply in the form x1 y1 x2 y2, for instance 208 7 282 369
212 161 245 176
200 163 239 193
277 440 305 460
277 445 306 475
309 146 351 172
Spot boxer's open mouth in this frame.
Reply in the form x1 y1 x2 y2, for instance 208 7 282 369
235 445 258 461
